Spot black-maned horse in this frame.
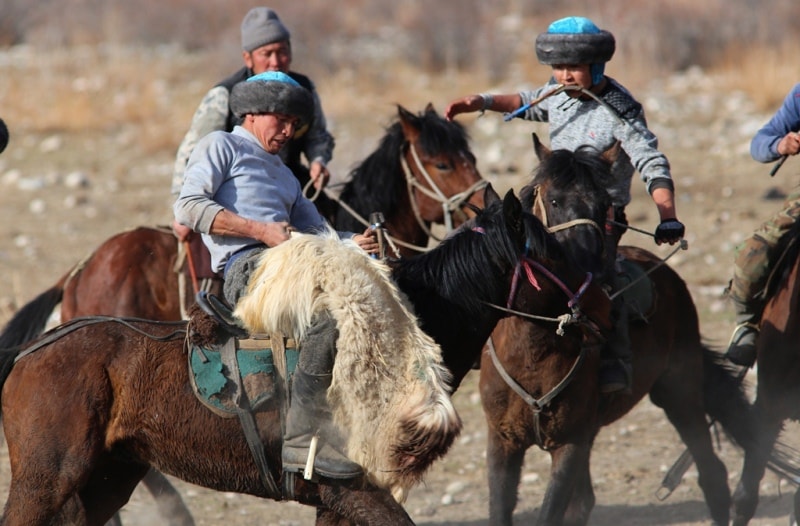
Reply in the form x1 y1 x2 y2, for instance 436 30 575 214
479 135 793 526
0 187 611 526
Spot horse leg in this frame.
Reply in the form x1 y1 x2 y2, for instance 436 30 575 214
485 426 526 526
537 443 591 526
316 482 415 526
731 412 783 526
141 468 195 526
563 463 595 526
77 459 150 526
651 386 730 525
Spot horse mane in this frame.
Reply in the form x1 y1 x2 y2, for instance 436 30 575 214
392 195 564 320
520 145 615 211
335 106 472 232
232 229 461 499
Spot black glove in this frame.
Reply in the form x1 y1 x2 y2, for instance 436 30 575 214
654 219 685 245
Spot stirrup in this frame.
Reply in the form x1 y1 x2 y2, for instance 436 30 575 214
725 322 759 367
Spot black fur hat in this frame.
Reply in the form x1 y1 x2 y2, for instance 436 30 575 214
229 71 312 125
535 17 615 65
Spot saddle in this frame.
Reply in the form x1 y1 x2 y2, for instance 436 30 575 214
186 295 297 499
612 256 655 322
188 292 297 417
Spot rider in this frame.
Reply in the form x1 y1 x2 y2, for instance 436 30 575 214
173 71 378 480
171 7 337 299
444 16 686 394
725 82 800 368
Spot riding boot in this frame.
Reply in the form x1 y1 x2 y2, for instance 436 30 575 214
599 297 633 394
724 297 761 368
282 312 362 480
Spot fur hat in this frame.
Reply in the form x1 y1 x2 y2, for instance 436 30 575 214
229 71 313 125
535 17 615 66
240 7 291 52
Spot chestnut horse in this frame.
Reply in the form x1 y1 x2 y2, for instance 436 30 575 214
731 220 800 526
0 188 610 525
480 136 774 526
0 103 486 525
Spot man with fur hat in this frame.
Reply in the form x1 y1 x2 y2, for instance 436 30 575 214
444 16 685 394
172 7 337 253
174 71 377 481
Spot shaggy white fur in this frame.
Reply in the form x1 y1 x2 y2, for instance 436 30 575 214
233 230 462 500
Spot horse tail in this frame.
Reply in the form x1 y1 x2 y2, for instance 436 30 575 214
0 273 67 349
701 345 800 481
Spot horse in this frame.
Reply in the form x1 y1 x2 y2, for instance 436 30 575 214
334 103 486 257
0 187 612 526
731 219 800 526
479 135 777 526
0 103 487 524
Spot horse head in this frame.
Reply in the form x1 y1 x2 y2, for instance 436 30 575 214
396 103 486 230
520 132 618 277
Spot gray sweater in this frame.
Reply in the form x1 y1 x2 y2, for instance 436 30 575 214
174 126 348 273
519 77 673 208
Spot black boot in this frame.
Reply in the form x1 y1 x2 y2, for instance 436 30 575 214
725 298 760 368
282 313 362 480
599 298 632 394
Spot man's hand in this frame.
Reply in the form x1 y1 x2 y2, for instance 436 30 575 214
353 227 379 255
777 132 800 157
172 219 193 242
654 219 685 245
309 160 330 190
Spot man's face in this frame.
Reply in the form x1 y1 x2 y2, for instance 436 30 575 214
244 41 292 74
551 64 593 95
248 112 299 154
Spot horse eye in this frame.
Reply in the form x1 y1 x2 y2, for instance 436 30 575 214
436 162 450 171
550 199 559 208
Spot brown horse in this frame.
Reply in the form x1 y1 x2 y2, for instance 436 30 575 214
480 136 768 526
731 220 800 526
0 103 486 525
0 188 611 526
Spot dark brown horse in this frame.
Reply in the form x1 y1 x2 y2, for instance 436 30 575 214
0 188 611 526
480 136 769 526
0 103 486 525
731 220 800 526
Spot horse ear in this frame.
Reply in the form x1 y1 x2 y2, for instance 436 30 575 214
502 189 525 241
424 102 436 114
532 133 551 162
398 105 421 141
484 183 501 206
603 140 622 164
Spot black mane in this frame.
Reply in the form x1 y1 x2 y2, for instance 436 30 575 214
334 108 472 233
520 145 614 211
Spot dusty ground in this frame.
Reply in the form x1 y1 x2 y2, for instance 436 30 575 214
1 62 800 525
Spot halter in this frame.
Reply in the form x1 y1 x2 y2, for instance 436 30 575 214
326 142 487 257
532 184 604 239
400 142 488 242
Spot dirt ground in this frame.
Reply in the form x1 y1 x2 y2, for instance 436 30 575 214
1 65 800 525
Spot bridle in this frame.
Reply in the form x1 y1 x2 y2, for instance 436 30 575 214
400 142 488 241
330 142 487 257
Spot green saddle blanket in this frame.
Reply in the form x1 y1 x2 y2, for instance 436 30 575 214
612 257 655 322
189 336 299 417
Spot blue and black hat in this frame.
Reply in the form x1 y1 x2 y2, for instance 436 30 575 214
229 71 312 125
535 17 615 84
